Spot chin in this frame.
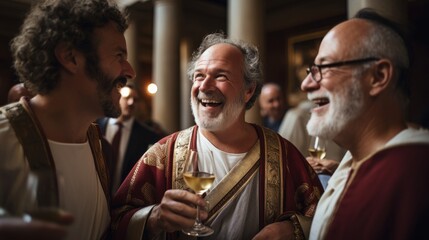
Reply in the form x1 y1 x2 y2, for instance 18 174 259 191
195 112 227 131
307 113 338 140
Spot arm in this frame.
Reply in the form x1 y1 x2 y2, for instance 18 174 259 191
111 139 208 240
0 212 73 240
144 190 208 238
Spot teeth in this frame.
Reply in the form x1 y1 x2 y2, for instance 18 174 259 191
201 99 220 104
313 98 329 107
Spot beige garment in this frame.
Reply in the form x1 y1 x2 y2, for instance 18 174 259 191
0 103 110 240
278 100 346 161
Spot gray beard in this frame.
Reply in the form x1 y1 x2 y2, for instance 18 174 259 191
191 91 245 131
307 78 364 140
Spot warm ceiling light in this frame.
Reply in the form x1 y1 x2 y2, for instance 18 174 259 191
120 86 131 97
147 83 158 95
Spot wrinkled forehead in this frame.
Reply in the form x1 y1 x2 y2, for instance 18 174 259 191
195 43 243 69
317 19 370 62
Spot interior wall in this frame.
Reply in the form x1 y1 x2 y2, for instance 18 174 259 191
0 0 427 128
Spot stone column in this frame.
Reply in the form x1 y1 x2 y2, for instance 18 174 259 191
228 0 265 124
180 38 194 129
152 0 180 133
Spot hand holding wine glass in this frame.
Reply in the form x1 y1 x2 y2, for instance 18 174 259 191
182 150 215 237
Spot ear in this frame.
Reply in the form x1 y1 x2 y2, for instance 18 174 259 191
244 83 256 103
369 59 393 96
54 42 79 73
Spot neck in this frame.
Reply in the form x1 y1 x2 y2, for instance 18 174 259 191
336 102 407 161
118 114 132 123
199 121 258 153
29 94 98 143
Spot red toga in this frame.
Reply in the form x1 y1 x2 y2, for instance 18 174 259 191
325 144 429 239
111 125 323 239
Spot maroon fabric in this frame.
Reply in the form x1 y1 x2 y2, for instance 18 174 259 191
111 125 323 239
325 144 429 240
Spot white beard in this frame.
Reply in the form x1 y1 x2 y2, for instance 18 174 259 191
307 78 364 140
191 90 245 131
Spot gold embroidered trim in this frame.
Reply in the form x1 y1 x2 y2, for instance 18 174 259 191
290 214 305 240
263 128 283 225
171 127 194 190
205 143 260 223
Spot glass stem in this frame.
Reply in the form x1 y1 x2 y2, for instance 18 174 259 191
195 204 201 226
194 194 203 227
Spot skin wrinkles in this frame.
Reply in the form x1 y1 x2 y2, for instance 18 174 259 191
191 44 251 133
302 19 401 159
303 20 374 141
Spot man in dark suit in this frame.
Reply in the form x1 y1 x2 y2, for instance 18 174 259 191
97 82 165 194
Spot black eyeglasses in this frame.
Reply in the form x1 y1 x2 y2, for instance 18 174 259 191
306 57 380 83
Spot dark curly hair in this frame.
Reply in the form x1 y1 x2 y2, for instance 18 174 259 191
187 32 264 110
10 0 128 95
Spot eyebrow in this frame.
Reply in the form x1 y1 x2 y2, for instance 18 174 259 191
117 46 128 58
194 67 232 75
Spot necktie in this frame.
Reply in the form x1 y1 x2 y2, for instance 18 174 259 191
111 122 123 170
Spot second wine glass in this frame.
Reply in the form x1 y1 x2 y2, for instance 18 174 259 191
308 136 327 160
182 150 215 237
22 170 63 223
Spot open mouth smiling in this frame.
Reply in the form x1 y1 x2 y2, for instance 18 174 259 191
200 99 222 107
312 97 330 107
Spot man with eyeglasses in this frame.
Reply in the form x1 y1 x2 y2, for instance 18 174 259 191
302 8 429 240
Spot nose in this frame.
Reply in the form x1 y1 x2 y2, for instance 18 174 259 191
123 60 136 80
198 76 215 92
301 74 320 92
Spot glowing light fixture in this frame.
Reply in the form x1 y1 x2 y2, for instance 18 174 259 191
120 86 131 97
147 83 158 95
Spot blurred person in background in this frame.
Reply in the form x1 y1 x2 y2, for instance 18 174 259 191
97 81 165 194
7 83 34 103
259 82 287 132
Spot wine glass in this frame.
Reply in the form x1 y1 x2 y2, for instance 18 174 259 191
308 136 327 160
182 150 215 237
21 170 63 223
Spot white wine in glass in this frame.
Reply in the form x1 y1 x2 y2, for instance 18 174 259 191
308 136 327 160
183 172 215 196
182 150 215 237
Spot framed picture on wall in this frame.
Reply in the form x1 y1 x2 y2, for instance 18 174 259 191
287 30 328 106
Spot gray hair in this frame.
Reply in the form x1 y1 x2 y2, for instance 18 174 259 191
353 8 410 103
187 32 263 110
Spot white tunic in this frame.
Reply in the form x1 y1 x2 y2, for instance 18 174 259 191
49 140 110 240
0 111 110 240
196 130 260 240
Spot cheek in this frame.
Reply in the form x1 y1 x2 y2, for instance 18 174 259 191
191 84 200 96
